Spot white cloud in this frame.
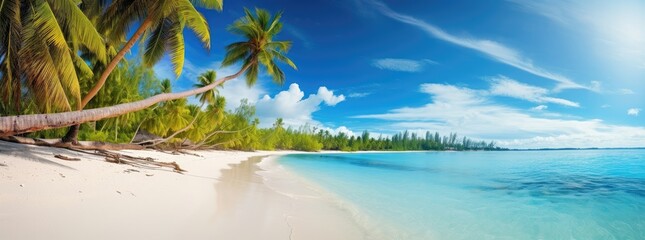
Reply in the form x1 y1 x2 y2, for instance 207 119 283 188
532 105 548 111
488 76 580 107
628 108 641 116
316 87 346 106
601 104 611 108
372 58 425 72
316 126 357 137
354 83 645 148
218 76 265 110
348 92 371 98
255 83 345 128
365 0 592 91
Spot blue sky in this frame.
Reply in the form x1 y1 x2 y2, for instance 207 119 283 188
151 0 645 148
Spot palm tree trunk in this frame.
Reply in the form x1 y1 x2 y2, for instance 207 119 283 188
0 65 250 137
62 16 154 143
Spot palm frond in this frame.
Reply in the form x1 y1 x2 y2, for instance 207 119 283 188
31 1 67 49
167 18 185 77
270 49 297 70
0 0 22 112
175 0 210 49
99 0 147 43
21 25 71 112
189 0 222 10
46 0 107 63
143 18 170 68
50 46 81 108
221 42 250 67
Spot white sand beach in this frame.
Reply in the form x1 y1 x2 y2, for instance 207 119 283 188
0 141 366 240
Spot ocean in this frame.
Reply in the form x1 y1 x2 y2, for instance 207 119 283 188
276 150 645 239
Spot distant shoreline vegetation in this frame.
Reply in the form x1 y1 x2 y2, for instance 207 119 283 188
510 147 645 151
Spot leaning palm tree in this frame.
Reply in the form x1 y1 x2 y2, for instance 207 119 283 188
0 8 296 140
0 0 106 114
62 0 223 143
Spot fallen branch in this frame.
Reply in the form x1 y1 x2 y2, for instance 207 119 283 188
0 137 183 173
54 154 81 161
97 149 185 172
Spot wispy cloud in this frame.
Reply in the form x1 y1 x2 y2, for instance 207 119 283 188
531 105 548 111
488 76 580 107
372 58 429 72
348 92 371 98
284 23 313 49
353 83 645 148
364 0 591 91
628 108 641 116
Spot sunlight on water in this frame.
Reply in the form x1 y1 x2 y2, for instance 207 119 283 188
278 150 645 240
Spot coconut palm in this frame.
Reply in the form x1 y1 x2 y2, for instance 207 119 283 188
62 0 223 143
81 0 223 107
194 70 220 105
0 0 106 114
0 8 296 138
222 8 297 86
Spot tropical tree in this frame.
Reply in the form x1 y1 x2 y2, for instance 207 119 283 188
0 8 295 138
0 0 106 114
194 70 220 105
62 0 224 143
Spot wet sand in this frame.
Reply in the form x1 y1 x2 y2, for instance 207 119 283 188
213 156 368 240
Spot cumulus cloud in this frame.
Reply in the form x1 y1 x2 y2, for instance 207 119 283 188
365 0 592 91
255 83 345 128
628 108 641 116
372 58 426 72
488 76 580 107
354 83 645 148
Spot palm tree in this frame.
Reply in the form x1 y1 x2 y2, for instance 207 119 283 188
0 8 296 138
0 0 106 114
82 0 223 107
194 70 219 105
222 8 297 86
62 0 223 143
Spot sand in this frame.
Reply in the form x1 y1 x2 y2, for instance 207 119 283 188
0 141 367 240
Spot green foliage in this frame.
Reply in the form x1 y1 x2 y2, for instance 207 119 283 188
0 0 106 114
222 8 297 86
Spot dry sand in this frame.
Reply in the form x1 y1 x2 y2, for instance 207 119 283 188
0 141 367 240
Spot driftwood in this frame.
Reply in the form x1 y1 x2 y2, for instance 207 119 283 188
1 136 145 151
54 154 81 161
1 136 184 173
98 149 184 172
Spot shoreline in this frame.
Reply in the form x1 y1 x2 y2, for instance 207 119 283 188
0 141 368 239
212 155 369 239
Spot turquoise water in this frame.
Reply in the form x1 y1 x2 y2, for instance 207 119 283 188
278 150 645 239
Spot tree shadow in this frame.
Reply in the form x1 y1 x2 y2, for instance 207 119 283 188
0 141 77 170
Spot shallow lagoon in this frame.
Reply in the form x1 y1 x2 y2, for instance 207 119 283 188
279 150 645 239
